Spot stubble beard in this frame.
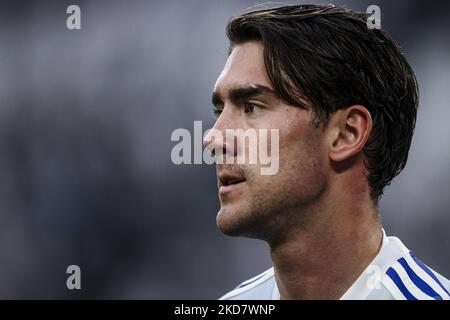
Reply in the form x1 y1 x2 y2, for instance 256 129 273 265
216 147 326 243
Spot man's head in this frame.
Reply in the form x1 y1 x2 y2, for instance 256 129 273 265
204 4 418 241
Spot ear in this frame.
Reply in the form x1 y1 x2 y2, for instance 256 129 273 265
326 105 372 162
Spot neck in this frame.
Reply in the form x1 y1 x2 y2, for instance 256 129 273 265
269 182 383 300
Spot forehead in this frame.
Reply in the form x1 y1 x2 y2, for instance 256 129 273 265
214 41 273 96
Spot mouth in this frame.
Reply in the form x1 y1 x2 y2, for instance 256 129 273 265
218 172 246 194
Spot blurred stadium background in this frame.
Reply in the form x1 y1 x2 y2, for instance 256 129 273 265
0 0 449 298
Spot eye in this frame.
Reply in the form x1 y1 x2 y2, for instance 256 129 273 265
244 102 263 114
211 105 223 119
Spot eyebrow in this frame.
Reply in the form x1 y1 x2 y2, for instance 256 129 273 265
212 84 275 107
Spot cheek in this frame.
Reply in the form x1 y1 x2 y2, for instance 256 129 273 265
279 109 318 154
258 107 314 157
245 107 325 184
277 112 325 177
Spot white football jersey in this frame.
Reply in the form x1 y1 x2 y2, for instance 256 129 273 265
220 229 450 300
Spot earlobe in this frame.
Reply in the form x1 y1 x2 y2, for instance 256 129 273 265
329 105 372 162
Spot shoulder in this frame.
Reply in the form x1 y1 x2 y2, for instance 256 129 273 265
381 237 450 300
219 267 275 300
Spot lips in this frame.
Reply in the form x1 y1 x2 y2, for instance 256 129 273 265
217 167 245 186
217 167 246 195
218 172 246 187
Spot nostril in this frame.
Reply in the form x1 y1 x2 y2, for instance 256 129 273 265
210 147 227 158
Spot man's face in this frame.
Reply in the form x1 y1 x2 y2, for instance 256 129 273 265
204 41 327 241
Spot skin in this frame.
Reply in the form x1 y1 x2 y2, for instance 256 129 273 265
203 41 383 299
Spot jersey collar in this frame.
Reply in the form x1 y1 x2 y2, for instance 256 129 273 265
271 228 409 300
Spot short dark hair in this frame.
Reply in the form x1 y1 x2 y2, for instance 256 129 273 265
226 4 419 201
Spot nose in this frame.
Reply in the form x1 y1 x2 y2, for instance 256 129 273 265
203 110 237 160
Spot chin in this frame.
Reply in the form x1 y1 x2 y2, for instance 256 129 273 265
216 206 243 236
216 204 263 238
216 205 246 236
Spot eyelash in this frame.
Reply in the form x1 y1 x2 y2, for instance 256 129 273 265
211 102 262 119
212 106 223 119
244 102 262 114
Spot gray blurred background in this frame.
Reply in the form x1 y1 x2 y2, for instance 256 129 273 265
0 0 448 299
